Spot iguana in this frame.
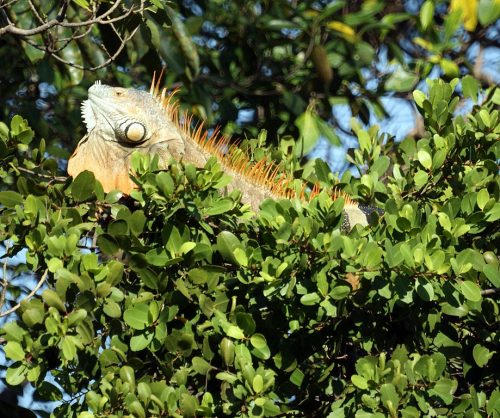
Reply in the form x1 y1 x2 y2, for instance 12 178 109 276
68 74 379 229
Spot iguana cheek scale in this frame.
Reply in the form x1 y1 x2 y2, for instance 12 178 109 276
68 73 375 228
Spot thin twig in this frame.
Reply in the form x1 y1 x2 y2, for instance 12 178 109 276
16 166 67 183
51 25 140 71
1 0 145 70
0 0 127 37
0 269 49 317
0 243 10 312
481 288 500 297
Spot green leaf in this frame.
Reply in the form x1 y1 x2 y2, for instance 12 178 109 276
216 231 243 265
385 68 419 92
42 289 66 312
6 364 28 386
295 109 321 156
429 378 456 405
417 150 432 170
459 280 482 302
250 333 268 350
156 171 175 197
330 285 351 300
61 337 77 361
166 5 200 77
483 264 500 287
192 356 213 374
216 372 238 384
60 41 84 85
472 344 494 367
358 130 371 152
413 90 427 108
96 234 119 256
204 198 234 216
236 312 256 336
416 278 435 301
380 383 400 409
462 75 479 102
4 341 25 361
300 292 321 305
21 41 45 63
420 0 434 30
130 331 154 351
120 365 136 387
290 368 304 387
129 211 146 235
252 375 264 393
123 303 150 330
371 155 390 176
226 325 245 339
103 301 122 318
233 247 248 267
316 116 341 146
145 248 170 266
476 188 489 210
414 170 429 190
220 338 235 366
71 0 91 11
0 191 23 208
250 333 271 360
10 115 34 144
440 59 459 77
351 374 368 389
67 309 87 326
478 0 500 26
71 171 96 202
36 381 63 401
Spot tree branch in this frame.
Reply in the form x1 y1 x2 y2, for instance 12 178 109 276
0 0 130 37
0 269 48 317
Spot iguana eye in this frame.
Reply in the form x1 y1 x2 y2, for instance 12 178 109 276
124 122 146 142
114 89 126 97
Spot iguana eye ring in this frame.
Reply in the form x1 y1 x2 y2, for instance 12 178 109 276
124 122 146 143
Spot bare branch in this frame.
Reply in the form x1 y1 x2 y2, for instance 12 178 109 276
0 0 133 37
0 243 10 312
0 0 146 71
50 24 140 71
0 269 48 318
16 166 67 183
481 288 500 297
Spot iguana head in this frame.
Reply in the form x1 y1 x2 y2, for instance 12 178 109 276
82 81 164 145
68 80 185 194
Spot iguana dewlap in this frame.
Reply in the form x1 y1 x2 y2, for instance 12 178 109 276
68 78 375 229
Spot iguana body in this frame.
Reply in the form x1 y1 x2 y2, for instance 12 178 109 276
68 76 376 228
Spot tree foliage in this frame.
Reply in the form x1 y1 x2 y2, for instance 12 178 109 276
0 78 499 417
1 0 499 151
0 1 499 416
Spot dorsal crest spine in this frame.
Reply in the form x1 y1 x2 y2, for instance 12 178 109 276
149 71 357 207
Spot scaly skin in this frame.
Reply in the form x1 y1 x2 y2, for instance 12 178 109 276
68 78 377 228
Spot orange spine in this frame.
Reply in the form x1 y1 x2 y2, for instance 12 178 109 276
149 72 356 207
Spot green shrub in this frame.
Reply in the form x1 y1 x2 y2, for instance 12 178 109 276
0 78 498 417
